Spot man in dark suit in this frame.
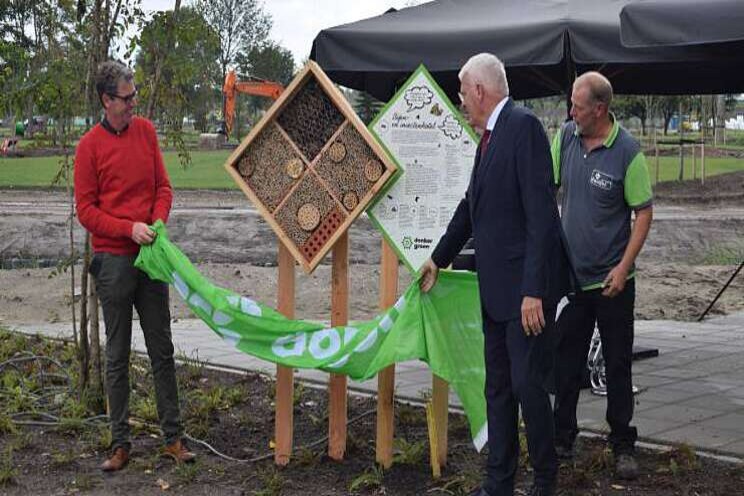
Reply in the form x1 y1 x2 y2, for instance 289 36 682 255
420 53 570 496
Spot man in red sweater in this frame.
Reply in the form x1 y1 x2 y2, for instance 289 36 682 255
75 60 194 471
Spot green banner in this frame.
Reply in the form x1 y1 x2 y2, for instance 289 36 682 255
135 221 487 450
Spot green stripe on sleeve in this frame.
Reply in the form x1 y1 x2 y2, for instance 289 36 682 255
551 127 562 186
624 152 653 207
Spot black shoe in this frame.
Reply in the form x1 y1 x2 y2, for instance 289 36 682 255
527 484 556 496
555 442 574 461
615 453 639 480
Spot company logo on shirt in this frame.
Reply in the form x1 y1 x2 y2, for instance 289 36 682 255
589 170 613 191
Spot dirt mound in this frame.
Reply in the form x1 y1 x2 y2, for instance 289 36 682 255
653 171 744 204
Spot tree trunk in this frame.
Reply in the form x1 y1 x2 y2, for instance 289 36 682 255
715 94 726 145
145 0 182 120
89 276 104 402
66 156 78 348
78 233 91 396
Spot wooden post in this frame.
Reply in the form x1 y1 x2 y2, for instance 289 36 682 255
693 144 697 180
679 101 685 181
701 141 706 186
426 401 441 479
654 139 660 184
376 240 398 468
431 374 449 472
328 232 349 460
275 244 295 466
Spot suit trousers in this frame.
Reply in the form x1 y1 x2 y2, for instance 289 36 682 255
482 307 557 495
91 253 182 452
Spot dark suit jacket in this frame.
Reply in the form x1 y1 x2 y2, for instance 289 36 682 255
431 99 571 322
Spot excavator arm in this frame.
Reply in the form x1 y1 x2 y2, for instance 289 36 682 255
222 70 284 137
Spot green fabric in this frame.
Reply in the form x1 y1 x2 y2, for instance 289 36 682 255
624 152 653 208
135 221 488 450
550 127 562 186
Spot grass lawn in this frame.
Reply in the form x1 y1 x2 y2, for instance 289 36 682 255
647 155 744 184
1 149 743 189
0 150 234 189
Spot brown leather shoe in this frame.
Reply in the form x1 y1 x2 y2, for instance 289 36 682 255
162 439 196 463
101 447 129 472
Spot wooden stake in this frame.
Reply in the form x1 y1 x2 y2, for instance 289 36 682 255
655 142 660 184
701 142 706 186
693 144 697 180
432 375 449 468
328 232 349 460
275 244 295 466
426 401 441 479
376 239 398 468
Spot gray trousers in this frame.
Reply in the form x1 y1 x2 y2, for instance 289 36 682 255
91 253 182 451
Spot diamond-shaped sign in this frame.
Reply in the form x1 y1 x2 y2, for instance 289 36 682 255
367 65 478 273
224 61 397 273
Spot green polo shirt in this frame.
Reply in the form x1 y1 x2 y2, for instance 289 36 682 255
551 116 653 290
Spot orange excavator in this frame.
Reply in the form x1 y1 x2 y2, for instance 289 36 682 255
221 70 284 138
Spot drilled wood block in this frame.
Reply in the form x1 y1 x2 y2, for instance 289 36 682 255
297 203 321 231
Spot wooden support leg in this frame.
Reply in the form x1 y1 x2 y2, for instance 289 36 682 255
428 374 449 477
376 240 398 468
275 244 295 466
328 232 349 460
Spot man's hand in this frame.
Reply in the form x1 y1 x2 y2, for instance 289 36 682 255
131 222 156 245
521 296 545 336
602 263 629 298
419 258 440 293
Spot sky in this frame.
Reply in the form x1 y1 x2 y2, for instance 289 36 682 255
139 0 416 64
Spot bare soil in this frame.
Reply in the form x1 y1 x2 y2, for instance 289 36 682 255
2 179 744 325
1 332 743 496
653 170 744 204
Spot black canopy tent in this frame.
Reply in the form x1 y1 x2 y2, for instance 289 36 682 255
311 0 744 103
620 0 744 49
620 0 744 322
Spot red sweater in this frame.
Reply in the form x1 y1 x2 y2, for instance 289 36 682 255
74 117 173 255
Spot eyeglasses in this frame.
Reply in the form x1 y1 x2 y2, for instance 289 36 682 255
107 89 138 104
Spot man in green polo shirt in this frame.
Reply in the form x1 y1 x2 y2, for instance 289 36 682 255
551 72 653 480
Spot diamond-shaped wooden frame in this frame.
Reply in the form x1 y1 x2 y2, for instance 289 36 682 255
224 61 397 273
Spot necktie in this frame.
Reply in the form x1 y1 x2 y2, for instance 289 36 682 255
480 129 491 155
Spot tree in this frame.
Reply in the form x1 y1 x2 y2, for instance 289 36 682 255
193 0 272 82
135 6 221 126
78 0 145 121
236 41 295 85
659 96 681 135
232 41 295 135
352 90 383 125
613 96 648 135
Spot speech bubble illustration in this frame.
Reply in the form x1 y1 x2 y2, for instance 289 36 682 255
405 86 434 112
439 114 463 140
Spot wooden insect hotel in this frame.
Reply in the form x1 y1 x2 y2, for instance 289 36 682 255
225 61 397 273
